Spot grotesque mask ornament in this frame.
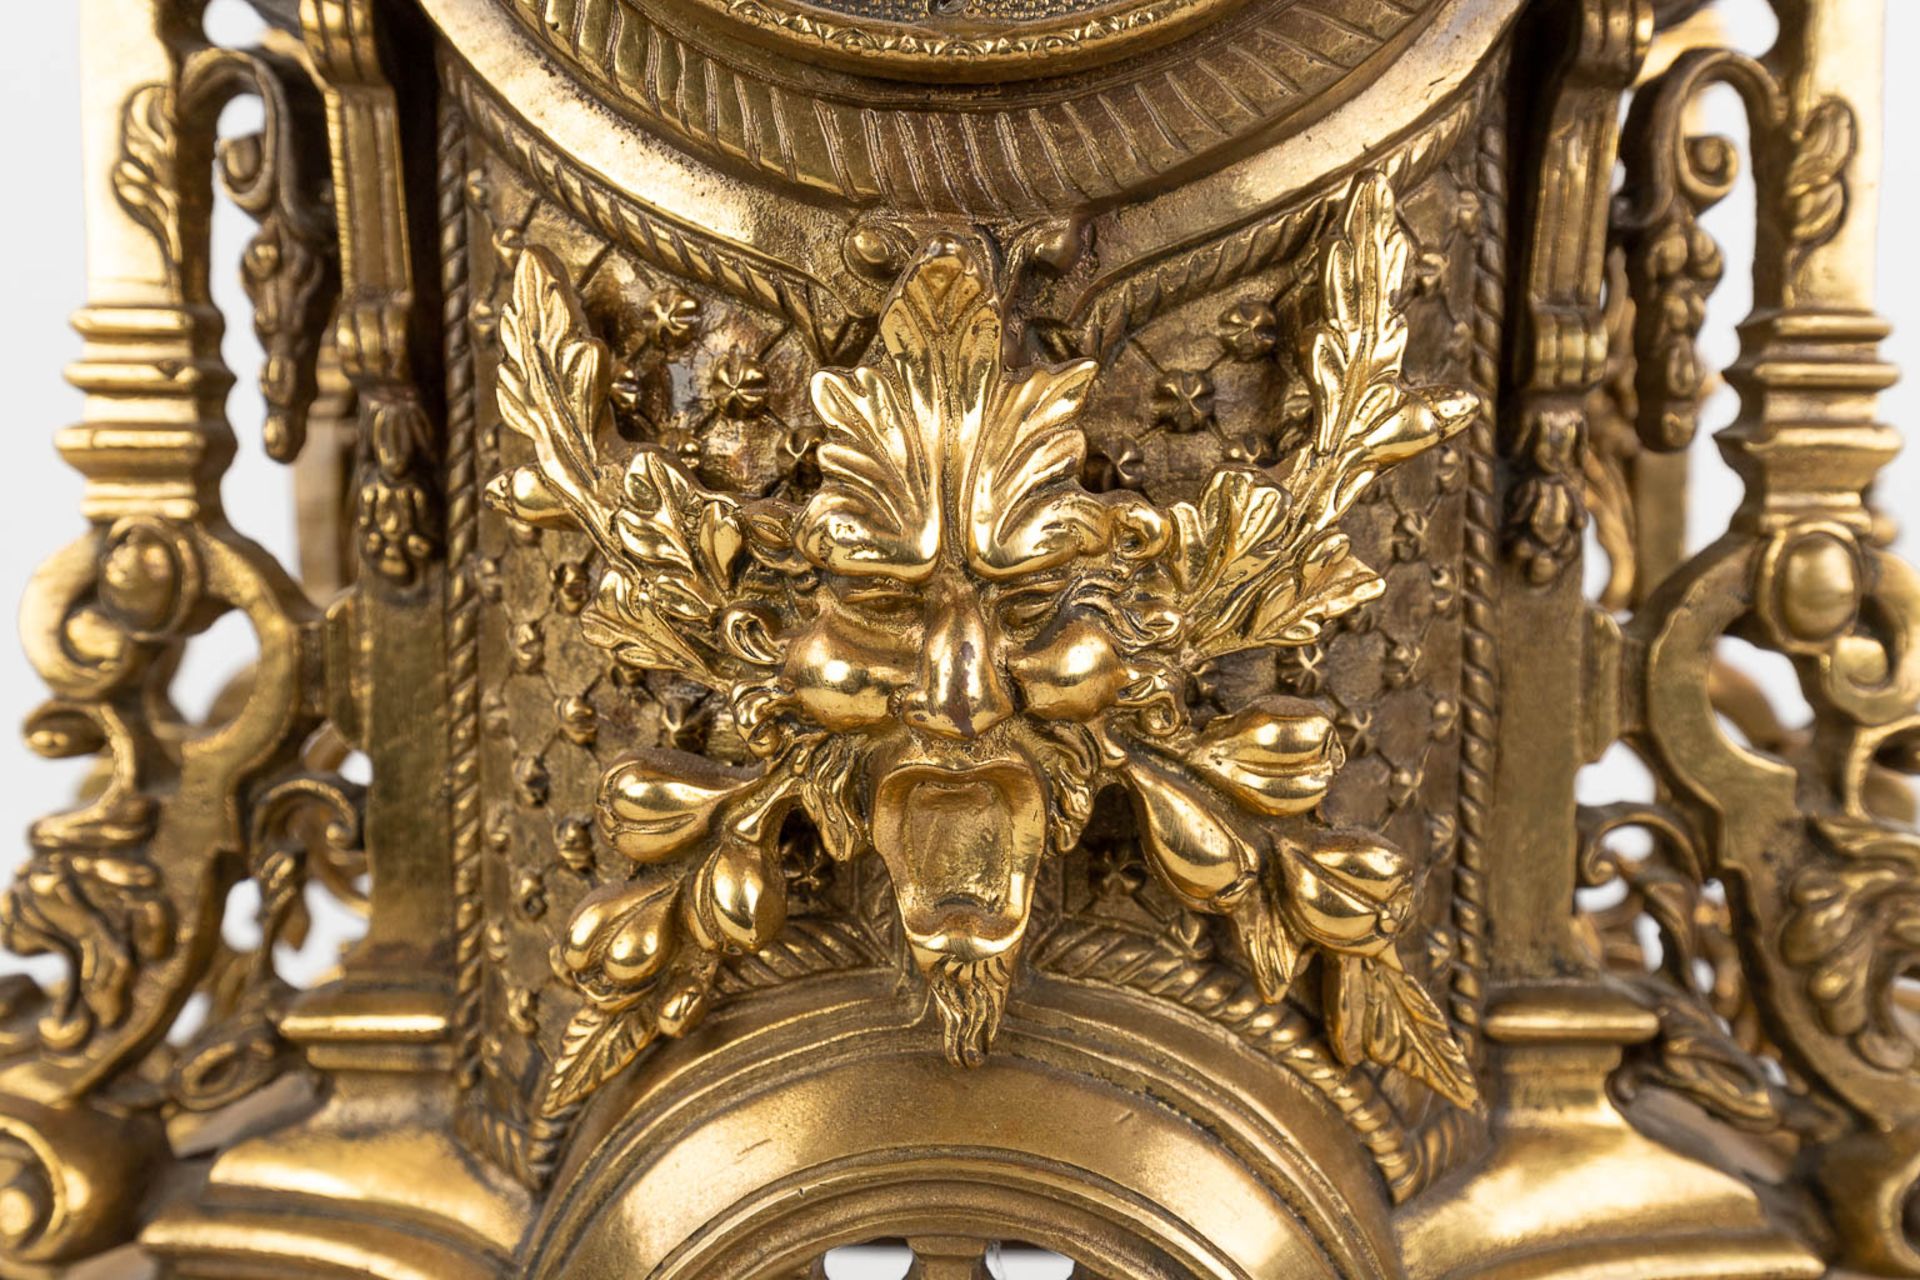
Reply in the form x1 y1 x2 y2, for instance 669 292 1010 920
487 172 1483 1110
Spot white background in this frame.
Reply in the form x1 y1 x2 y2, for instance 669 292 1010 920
0 4 1912 1274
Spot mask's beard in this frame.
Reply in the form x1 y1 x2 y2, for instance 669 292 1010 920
811 716 1095 1067
793 729 879 861
926 948 1017 1069
1026 718 1103 849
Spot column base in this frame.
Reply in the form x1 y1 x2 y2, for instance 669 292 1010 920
141 1075 529 1280
1397 983 1825 1280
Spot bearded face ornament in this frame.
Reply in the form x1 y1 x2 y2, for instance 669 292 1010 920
487 172 1484 1115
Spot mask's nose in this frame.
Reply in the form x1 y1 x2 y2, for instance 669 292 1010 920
903 577 1013 740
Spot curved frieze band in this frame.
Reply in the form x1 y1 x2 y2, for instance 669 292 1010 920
426 0 1521 218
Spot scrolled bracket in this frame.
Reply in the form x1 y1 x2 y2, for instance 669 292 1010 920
183 43 342 465
1614 51 1780 454
111 41 344 475
3 514 323 1265
0 1 350 1267
302 0 441 586
10 516 323 1095
1507 0 1655 584
1626 520 1920 1272
1601 9 1919 1268
1613 43 1858 459
1629 524 1920 1098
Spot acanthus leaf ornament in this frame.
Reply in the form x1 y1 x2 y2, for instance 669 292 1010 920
4 704 172 1053
111 84 184 283
486 171 1481 1110
113 52 342 469
1783 808 1920 1071
1780 96 1858 301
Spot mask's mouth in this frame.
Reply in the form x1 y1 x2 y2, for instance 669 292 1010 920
871 755 1047 969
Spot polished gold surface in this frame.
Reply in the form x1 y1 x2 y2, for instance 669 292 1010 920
6 0 1919 1275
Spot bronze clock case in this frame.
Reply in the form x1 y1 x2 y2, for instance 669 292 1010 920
4 0 1918 1277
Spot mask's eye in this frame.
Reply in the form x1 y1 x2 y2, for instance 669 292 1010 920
836 579 918 622
998 585 1066 633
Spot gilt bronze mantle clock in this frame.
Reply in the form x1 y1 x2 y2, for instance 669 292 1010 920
8 0 1920 1274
